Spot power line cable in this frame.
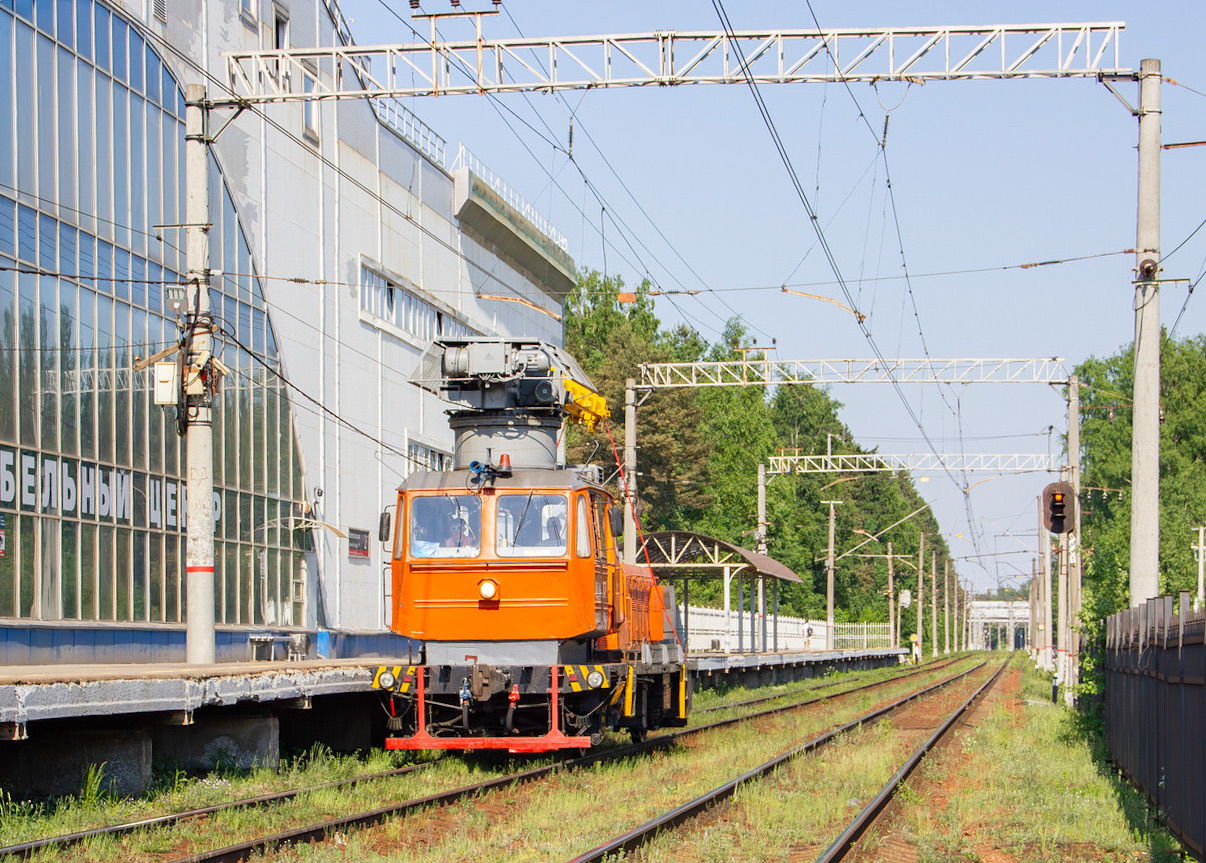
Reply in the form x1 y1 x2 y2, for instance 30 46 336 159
710 0 964 493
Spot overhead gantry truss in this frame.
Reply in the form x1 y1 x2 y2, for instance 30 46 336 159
224 23 1127 103
640 357 1069 389
768 452 1055 475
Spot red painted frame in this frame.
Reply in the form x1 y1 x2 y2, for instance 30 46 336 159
384 665 592 753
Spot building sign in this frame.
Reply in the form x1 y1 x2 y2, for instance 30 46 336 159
0 444 221 532
348 528 370 559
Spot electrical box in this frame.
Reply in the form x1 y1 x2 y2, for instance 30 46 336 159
153 361 178 405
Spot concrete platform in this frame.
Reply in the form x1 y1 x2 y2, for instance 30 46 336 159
0 647 907 796
0 658 408 740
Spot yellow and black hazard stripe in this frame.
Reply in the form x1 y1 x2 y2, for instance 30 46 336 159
372 665 417 693
563 664 611 692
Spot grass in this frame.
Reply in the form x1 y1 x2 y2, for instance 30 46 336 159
0 658 977 862
869 655 1190 862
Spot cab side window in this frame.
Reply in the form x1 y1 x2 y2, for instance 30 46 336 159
575 495 593 558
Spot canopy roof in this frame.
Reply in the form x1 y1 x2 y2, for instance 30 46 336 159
639 530 802 583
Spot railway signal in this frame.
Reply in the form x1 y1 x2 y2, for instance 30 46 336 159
1043 482 1075 534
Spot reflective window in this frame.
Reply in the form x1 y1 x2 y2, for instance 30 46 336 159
112 85 127 247
127 28 141 93
92 1 105 71
0 265 15 443
144 44 157 105
496 493 568 557
62 520 78 618
409 495 482 559
0 15 13 190
75 0 89 60
0 199 13 256
94 75 110 237
16 204 34 261
55 0 70 47
129 95 144 254
109 12 123 83
80 521 95 618
77 65 92 226
36 34 54 199
39 273 58 451
33 0 50 34
15 23 33 192
57 48 76 214
38 212 54 268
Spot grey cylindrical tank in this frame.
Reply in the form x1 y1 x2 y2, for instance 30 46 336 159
449 412 560 470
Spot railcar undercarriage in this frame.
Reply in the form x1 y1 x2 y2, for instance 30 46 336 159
374 662 689 753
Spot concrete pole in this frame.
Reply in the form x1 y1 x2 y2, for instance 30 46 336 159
1040 497 1052 671
952 569 959 651
916 532 924 657
772 579 779 651
723 566 731 651
824 500 839 650
930 553 938 658
943 559 951 655
1130 58 1162 606
757 464 767 555
1195 526 1205 611
1030 560 1038 657
1068 373 1082 689
623 380 637 564
886 541 895 648
1057 532 1068 689
757 464 767 652
737 572 744 651
184 85 216 665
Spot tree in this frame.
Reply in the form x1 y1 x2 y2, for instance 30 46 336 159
561 268 952 628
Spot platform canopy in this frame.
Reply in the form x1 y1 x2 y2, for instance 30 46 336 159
639 531 802 583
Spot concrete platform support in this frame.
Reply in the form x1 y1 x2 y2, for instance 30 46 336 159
278 696 377 753
152 714 280 772
0 729 152 797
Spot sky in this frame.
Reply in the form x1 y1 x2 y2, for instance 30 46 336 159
337 1 1206 593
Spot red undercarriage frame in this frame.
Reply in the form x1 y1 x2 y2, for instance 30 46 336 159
384 665 592 753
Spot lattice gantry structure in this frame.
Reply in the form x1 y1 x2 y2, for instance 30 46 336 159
968 600 1031 650
224 24 1126 102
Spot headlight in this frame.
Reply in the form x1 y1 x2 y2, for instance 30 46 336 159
479 579 499 600
587 670 605 688
378 671 396 689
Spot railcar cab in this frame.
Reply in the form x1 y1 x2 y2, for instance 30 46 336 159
387 466 623 645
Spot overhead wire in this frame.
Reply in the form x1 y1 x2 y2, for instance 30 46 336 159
802 0 989 554
498 5 767 339
372 0 729 342
709 0 965 495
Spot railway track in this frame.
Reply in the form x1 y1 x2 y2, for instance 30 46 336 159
693 656 959 714
0 658 972 863
571 657 1006 863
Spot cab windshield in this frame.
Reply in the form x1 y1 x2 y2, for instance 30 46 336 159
496 493 568 557
409 495 482 558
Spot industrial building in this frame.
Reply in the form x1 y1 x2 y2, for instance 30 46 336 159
0 0 574 661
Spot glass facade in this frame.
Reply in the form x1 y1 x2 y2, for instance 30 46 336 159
0 0 309 626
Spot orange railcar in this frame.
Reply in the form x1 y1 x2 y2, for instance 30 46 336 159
374 467 687 752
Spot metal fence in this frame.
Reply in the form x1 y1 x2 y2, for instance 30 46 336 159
1103 592 1205 859
676 606 893 653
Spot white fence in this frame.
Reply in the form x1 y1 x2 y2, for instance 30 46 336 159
675 606 894 653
